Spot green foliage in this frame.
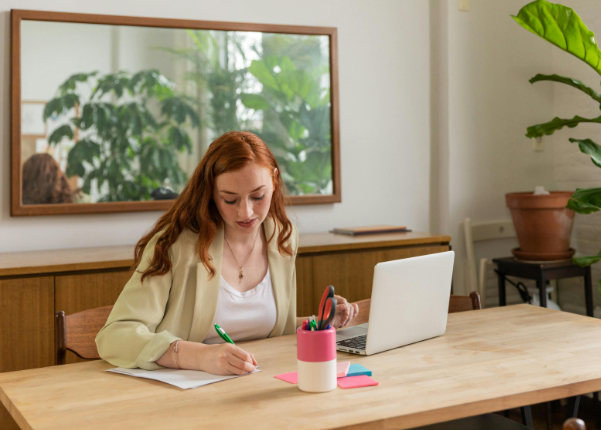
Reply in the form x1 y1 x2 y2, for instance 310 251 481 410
512 0 601 75
529 74 601 104
46 69 198 202
514 1 601 288
166 30 332 196
242 53 331 195
570 138 601 168
573 248 601 267
566 188 601 214
526 115 601 138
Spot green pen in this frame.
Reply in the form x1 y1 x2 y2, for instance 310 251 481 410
214 323 235 345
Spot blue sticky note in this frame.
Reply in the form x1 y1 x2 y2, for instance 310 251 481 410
347 363 372 377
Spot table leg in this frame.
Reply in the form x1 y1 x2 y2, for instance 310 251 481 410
498 272 506 307
594 391 600 429
521 406 534 429
537 273 547 308
585 266 594 317
565 396 580 420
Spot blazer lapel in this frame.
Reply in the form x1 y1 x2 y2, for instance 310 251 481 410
188 225 224 342
265 217 293 337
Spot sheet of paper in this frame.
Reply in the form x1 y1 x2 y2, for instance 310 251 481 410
108 367 260 390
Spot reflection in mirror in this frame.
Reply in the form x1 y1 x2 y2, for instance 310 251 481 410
20 20 333 206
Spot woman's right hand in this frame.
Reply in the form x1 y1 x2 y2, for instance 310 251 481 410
199 343 258 376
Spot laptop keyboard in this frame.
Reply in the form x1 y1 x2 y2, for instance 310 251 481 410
337 334 367 350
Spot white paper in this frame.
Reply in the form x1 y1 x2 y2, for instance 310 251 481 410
107 366 261 389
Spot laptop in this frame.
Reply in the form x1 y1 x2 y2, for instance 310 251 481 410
336 251 455 355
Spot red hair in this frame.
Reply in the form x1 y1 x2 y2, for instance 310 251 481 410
133 131 293 281
22 153 74 204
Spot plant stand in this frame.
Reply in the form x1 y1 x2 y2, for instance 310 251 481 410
493 257 593 316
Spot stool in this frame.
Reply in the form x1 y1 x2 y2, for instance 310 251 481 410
493 257 593 317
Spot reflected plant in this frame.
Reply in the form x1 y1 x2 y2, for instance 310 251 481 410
241 54 331 195
167 30 332 195
44 69 199 202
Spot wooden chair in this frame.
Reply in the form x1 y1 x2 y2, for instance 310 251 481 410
564 418 586 430
54 306 113 365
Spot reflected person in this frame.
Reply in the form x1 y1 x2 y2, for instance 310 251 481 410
22 153 74 204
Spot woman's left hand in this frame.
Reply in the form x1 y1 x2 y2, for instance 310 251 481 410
332 295 359 328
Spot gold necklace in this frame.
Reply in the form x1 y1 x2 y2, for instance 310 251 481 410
224 228 261 281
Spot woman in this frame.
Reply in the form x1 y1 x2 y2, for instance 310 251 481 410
96 131 359 375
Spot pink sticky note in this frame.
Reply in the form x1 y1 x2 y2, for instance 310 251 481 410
274 372 298 384
337 361 351 378
337 375 379 389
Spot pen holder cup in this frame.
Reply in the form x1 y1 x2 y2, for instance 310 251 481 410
297 327 337 392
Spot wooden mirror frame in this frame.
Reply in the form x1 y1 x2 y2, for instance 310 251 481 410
10 9 341 216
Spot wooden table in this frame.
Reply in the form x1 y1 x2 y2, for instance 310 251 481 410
2 305 601 430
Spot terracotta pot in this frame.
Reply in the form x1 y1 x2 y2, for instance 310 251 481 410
505 191 575 261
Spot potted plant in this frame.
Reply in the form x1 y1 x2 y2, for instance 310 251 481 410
511 0 601 269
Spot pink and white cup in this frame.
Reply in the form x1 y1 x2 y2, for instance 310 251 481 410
297 327 337 392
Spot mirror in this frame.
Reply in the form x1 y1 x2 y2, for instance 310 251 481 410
11 10 340 216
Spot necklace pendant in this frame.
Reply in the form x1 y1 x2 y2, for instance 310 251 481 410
239 267 244 280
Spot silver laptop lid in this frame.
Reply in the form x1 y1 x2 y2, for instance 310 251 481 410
365 251 455 355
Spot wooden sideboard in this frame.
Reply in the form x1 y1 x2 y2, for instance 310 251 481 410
0 231 449 429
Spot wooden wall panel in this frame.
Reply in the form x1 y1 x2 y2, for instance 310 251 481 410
311 250 379 307
55 269 131 364
0 276 54 372
0 276 53 430
295 256 314 317
310 245 450 313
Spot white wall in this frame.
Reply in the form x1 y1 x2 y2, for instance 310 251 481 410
438 0 557 293
0 0 431 252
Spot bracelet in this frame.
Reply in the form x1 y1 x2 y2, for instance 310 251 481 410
173 340 181 369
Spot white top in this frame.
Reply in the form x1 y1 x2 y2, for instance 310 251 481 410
203 268 277 344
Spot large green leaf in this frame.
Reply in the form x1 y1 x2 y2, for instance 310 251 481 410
529 74 601 104
58 72 97 95
512 0 601 75
526 115 601 138
569 138 601 167
573 248 601 267
248 60 279 90
567 187 601 213
240 94 272 110
43 94 79 121
48 125 73 145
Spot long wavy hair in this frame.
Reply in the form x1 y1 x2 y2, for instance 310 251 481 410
22 153 74 204
133 131 293 281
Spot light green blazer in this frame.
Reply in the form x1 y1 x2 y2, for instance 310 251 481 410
96 217 298 370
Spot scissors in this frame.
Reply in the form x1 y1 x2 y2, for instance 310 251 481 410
318 285 335 330
319 296 337 330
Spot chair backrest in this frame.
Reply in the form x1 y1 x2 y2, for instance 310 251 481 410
347 292 482 327
448 292 482 313
55 305 113 365
464 218 524 307
564 418 586 430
